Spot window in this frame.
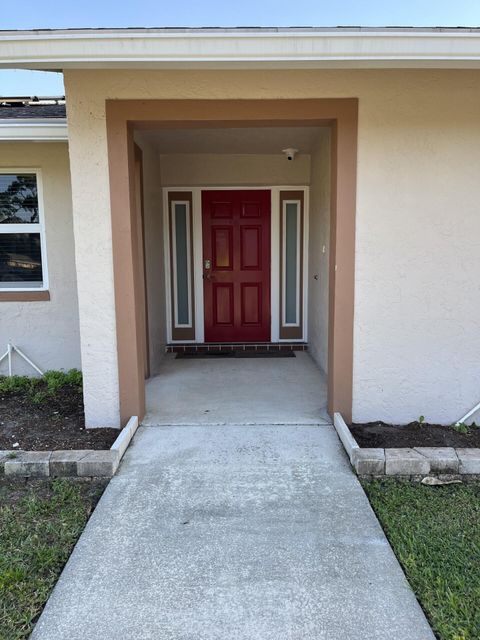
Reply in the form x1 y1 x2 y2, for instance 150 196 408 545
172 201 191 326
0 171 47 291
284 201 300 325
279 191 304 340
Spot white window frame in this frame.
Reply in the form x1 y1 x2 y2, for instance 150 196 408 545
0 168 49 292
170 199 193 329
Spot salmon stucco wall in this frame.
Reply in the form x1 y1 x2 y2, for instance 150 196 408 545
0 142 81 376
64 68 480 426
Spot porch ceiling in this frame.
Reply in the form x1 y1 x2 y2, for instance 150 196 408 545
135 126 326 155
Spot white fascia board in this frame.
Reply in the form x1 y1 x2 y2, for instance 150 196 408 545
1 30 480 69
0 120 68 141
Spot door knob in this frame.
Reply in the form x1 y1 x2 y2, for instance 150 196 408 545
204 259 211 269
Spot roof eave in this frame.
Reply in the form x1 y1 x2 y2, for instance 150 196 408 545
0 120 68 141
1 29 480 69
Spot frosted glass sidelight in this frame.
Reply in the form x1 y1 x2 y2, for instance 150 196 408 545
285 202 298 324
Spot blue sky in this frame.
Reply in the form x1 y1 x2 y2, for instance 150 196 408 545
1 0 480 96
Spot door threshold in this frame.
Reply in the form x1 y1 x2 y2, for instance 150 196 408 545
175 350 296 359
166 342 308 354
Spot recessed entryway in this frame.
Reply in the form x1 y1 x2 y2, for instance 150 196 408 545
143 351 330 426
135 122 331 425
107 99 358 424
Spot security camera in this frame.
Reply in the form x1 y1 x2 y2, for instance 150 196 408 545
282 148 299 161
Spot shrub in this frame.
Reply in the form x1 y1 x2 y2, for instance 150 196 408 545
0 375 39 395
44 369 82 394
0 369 82 403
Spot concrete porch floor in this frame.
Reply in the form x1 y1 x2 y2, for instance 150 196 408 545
144 351 330 426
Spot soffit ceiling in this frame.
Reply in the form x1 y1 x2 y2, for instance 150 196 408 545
139 126 325 155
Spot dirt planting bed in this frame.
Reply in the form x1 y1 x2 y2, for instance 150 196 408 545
350 421 480 449
0 372 118 451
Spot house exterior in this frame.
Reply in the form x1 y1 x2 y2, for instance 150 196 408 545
1 27 480 428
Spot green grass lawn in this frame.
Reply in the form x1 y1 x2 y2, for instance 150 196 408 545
0 479 106 640
363 479 480 640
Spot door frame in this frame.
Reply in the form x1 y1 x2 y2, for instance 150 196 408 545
163 185 309 344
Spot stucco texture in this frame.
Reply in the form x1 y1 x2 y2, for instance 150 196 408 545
308 129 331 375
0 142 81 375
159 153 310 187
135 138 167 375
64 69 480 425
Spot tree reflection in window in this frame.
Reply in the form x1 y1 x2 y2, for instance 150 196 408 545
0 175 39 224
0 234 42 283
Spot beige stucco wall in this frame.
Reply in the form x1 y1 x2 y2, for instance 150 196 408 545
159 153 310 187
64 68 480 425
0 142 81 375
308 130 331 374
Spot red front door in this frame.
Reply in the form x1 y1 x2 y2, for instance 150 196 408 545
202 190 271 342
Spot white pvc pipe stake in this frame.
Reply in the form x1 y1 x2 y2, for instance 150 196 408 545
456 400 480 426
0 341 44 377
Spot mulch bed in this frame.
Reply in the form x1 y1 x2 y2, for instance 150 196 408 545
0 386 118 451
350 421 480 448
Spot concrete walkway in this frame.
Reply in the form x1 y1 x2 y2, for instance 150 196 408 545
32 424 434 640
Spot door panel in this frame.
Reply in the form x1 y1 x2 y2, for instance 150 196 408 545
212 227 233 270
203 190 271 342
240 226 262 270
241 283 262 326
241 201 262 218
211 200 234 219
213 283 234 325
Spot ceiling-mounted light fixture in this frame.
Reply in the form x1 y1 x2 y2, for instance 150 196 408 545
282 147 299 161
